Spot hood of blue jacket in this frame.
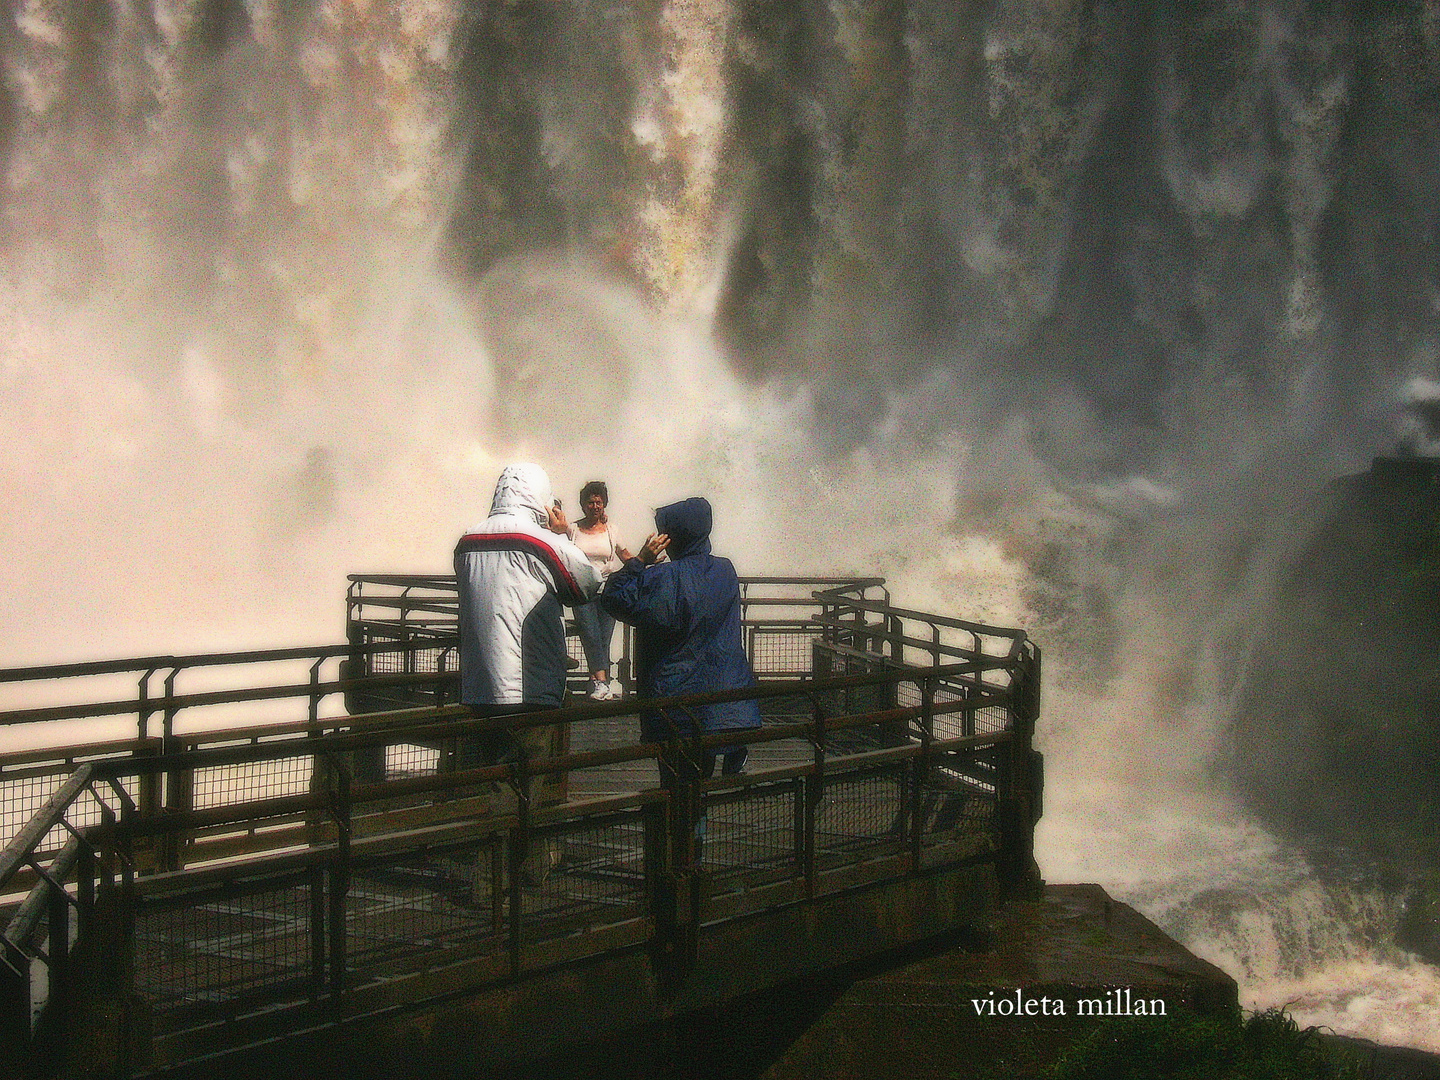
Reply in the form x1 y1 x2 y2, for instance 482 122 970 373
655 497 712 559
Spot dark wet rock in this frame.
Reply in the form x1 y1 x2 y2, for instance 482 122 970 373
764 884 1236 1080
1228 458 1440 859
1397 886 1440 966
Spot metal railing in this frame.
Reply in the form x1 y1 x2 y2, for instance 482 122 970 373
0 577 1040 1077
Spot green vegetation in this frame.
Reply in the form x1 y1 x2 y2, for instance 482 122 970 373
1049 1007 1366 1080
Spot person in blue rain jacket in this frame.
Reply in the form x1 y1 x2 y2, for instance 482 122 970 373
600 496 762 778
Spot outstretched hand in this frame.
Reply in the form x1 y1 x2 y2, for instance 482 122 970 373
639 533 670 565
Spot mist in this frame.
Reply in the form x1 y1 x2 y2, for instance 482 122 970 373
1 0 1438 1053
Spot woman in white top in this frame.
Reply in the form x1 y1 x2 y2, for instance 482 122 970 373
569 480 633 699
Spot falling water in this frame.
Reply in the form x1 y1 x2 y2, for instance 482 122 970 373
1 0 1438 1054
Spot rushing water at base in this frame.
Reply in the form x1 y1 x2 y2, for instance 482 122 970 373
1 0 1438 1056
1038 682 1440 1054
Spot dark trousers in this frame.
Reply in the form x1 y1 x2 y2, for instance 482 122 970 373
658 744 748 788
457 703 550 772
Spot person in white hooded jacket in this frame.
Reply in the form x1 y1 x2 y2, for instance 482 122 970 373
454 463 602 772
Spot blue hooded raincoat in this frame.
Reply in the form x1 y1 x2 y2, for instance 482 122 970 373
600 497 763 743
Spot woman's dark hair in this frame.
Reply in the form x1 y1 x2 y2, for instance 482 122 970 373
579 480 608 505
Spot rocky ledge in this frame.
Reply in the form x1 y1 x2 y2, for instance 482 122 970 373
764 883 1440 1080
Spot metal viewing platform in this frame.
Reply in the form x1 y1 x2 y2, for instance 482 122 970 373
0 578 1041 1078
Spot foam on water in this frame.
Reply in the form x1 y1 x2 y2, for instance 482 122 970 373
1038 676 1440 1053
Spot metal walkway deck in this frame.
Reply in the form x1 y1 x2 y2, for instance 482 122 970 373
0 578 1041 1078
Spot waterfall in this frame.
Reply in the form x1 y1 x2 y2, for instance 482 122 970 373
2 0 1438 1054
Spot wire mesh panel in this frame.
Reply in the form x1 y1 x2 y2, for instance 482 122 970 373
1 769 70 853
347 840 505 977
565 623 588 672
135 877 316 1015
970 704 1012 737
749 626 820 678
364 642 403 676
748 691 816 774
808 650 904 732
189 754 314 810
358 635 453 676
568 716 655 795
885 680 1013 741
893 680 923 710
384 743 443 777
814 767 907 864
520 811 648 938
348 629 456 714
703 780 799 882
0 766 139 860
930 742 1000 799
918 750 999 846
408 646 448 676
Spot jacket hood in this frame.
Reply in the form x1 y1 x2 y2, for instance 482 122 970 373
489 463 553 526
655 497 712 559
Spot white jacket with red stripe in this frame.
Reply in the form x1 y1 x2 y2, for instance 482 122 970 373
454 464 602 707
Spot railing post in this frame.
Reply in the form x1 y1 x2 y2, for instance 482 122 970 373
308 658 324 725
69 818 146 1079
791 775 805 877
436 650 458 774
644 786 683 991
676 770 703 983
994 736 1024 894
75 841 95 944
995 644 1043 898
814 592 836 682
328 762 351 1001
648 736 703 992
910 676 934 866
342 605 365 716
0 940 31 1077
642 791 669 911
435 647 452 707
135 668 162 881
46 883 69 1037
160 668 190 873
137 667 154 743
804 698 825 898
507 763 530 979
130 743 161 875
134 668 163 872
614 622 632 694
309 862 326 998
489 834 506 941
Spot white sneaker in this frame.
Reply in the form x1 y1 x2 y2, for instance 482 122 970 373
588 681 609 701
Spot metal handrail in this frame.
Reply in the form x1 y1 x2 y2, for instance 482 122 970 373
810 588 1032 644
0 655 1013 890
92 698 1006 843
0 638 449 687
0 669 460 730
0 576 1040 1077
71 663 1005 781
0 765 95 895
